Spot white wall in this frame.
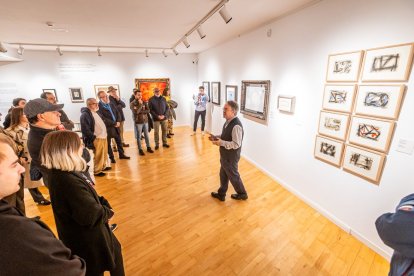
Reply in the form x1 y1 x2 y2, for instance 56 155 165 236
0 51 198 130
198 0 414 258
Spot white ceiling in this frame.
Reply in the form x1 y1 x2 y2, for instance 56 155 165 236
0 0 320 54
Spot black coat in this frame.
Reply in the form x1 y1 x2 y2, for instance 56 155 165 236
45 169 121 274
0 200 86 275
97 101 121 138
109 95 126 121
148 95 169 121
80 107 96 149
27 124 54 181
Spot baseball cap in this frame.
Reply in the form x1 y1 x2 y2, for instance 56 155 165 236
23 98 64 118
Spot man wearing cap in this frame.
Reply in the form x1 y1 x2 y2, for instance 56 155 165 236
107 86 129 148
148 87 170 150
41 92 75 131
3 97 26 129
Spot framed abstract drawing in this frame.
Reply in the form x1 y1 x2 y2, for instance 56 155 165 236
348 116 395 153
225 85 238 102
318 111 350 141
202 81 210 102
326 51 364 82
354 85 405 120
322 84 357 113
42 89 58 102
240 80 271 121
135 78 170 101
314 135 345 167
342 144 386 184
361 43 414 82
69 88 84 103
94 84 120 98
211 82 221 105
277 95 295 113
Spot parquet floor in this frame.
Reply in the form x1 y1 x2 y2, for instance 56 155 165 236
24 126 389 275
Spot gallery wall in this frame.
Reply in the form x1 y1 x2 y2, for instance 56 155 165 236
198 0 414 258
0 51 198 130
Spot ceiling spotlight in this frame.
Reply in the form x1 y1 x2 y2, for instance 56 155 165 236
197 26 206 39
182 37 190 48
17 45 24 55
173 48 179 56
145 49 149 58
56 46 63 56
219 5 232 24
162 50 168 58
0 42 7 53
97 47 102 57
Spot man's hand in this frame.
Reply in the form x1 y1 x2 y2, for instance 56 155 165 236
138 99 143 104
115 122 120 127
212 138 221 146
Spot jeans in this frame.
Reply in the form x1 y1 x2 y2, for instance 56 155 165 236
136 123 151 150
193 110 206 131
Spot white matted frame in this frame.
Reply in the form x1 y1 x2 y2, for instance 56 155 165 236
361 43 414 82
277 95 295 113
348 116 395 153
241 80 271 121
314 135 345 167
355 85 405 120
69 87 84 103
318 111 350 141
342 144 386 184
326 51 364 82
94 84 120 98
322 84 357 113
211 82 221 105
225 85 238 102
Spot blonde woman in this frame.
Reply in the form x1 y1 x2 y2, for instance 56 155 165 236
40 131 124 276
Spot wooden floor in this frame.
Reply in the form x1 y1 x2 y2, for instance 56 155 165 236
25 126 389 275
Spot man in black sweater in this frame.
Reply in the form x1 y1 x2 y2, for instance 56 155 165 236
148 87 169 150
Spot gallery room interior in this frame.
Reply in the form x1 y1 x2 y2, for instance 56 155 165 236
0 0 413 274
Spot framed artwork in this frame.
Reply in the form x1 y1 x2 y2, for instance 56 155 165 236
240 80 271 121
42 89 58 102
322 84 356 113
348 116 395 153
355 85 405 120
211 82 221 105
314 135 345 167
342 144 386 184
326 51 363 82
135 78 170 101
361 43 414 82
277 95 295 113
225 85 238 102
202 81 210 102
318 111 350 141
69 88 84 103
94 84 120 98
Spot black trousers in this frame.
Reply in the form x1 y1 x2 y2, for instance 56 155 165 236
218 157 247 196
107 128 124 159
193 110 206 132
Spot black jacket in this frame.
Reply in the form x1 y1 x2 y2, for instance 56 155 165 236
148 95 169 121
80 107 97 149
109 95 126 121
0 200 86 275
44 169 121 274
59 109 75 131
27 124 54 181
97 101 121 138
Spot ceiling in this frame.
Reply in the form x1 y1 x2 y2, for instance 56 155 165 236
0 0 320 54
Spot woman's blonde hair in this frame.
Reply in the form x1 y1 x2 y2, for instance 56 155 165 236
41 131 87 172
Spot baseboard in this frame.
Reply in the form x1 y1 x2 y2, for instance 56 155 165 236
241 154 392 261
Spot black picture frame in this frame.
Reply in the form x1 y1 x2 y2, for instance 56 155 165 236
69 87 84 103
240 80 271 121
211 82 221 105
225 85 238 103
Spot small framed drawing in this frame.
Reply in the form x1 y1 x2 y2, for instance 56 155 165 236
69 88 84 103
277 95 295 113
318 111 350 141
202 82 210 102
225 85 238 102
348 116 395 153
42 89 58 102
342 144 386 184
314 135 345 167
355 85 405 120
361 43 414 82
326 51 364 82
322 85 356 113
94 84 120 98
211 82 221 105
241 80 271 121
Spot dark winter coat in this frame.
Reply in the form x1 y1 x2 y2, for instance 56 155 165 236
148 95 169 121
109 95 126 121
130 100 150 124
80 107 97 149
97 101 121 138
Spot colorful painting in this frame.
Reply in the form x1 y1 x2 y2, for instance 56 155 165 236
135 78 170 102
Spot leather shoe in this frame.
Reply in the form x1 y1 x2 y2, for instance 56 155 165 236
167 134 172 138
37 199 51 206
139 149 145 156
163 144 170 148
119 155 130 159
122 143 129 147
147 147 154 153
110 158 116 164
231 193 248 200
94 172 106 177
155 145 159 150
103 167 112 171
211 192 225 202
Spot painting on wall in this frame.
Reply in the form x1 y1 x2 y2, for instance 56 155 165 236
240 80 271 121
211 82 221 105
348 116 395 153
135 78 170 101
361 43 414 82
42 89 58 102
322 85 356 113
326 51 364 82
225 85 238 102
69 88 84 103
355 85 405 120
277 95 295 113
94 84 120 98
342 144 386 184
314 135 345 167
318 111 350 141
202 81 210 102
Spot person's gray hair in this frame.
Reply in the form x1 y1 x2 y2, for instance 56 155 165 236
86 98 96 106
227 101 239 114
